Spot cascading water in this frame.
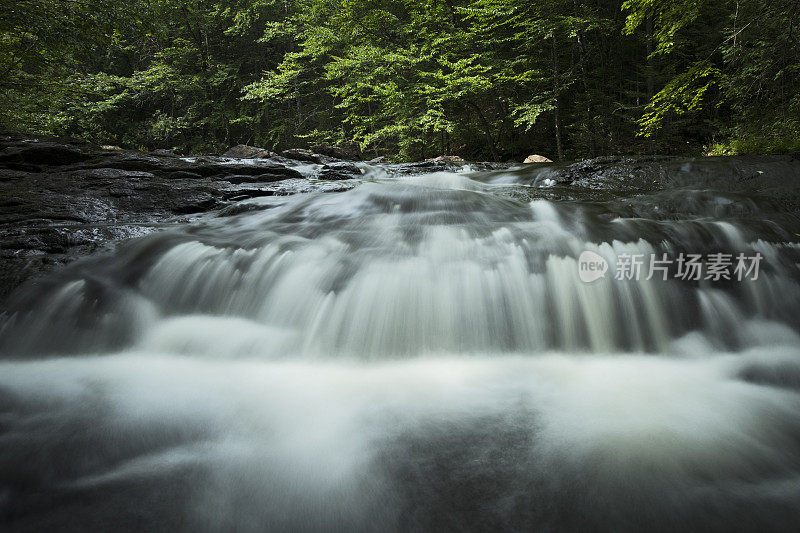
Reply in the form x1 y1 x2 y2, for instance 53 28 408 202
1 157 800 531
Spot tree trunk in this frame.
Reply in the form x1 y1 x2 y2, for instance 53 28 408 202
575 27 594 156
551 35 564 162
467 101 500 161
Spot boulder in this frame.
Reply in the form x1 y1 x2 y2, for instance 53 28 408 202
392 161 447 175
188 162 302 178
281 149 321 163
367 156 387 164
317 161 363 180
0 142 92 166
223 144 277 159
523 154 553 163
311 142 361 161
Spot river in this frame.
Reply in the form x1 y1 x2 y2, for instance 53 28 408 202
1 157 800 531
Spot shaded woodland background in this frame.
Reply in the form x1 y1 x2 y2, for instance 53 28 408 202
2 0 799 160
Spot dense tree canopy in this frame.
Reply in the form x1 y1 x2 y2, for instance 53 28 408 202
1 0 798 160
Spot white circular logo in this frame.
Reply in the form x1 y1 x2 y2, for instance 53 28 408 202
578 250 608 282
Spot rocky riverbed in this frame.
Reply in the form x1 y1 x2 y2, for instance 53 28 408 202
2 134 799 304
0 137 371 301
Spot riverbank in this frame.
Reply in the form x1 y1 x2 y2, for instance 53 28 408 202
0 135 370 301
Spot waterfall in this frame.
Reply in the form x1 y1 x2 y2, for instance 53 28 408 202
2 160 800 531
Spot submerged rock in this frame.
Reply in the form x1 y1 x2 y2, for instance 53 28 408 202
223 144 277 159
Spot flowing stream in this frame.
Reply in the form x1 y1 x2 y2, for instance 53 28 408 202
2 157 800 531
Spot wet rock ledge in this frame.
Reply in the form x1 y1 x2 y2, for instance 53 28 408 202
0 135 366 302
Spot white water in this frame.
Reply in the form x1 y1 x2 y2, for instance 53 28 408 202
2 167 800 531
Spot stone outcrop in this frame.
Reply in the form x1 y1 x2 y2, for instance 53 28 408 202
0 136 352 302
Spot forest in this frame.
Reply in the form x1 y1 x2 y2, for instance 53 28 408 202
2 0 799 161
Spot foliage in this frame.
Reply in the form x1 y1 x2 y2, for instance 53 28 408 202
1 0 798 158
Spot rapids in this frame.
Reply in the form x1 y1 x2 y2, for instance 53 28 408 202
1 157 800 531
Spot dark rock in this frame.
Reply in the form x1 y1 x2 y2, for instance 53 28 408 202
281 149 322 163
0 169 34 181
390 161 449 175
79 168 156 180
152 149 179 157
164 170 204 180
171 195 219 215
0 137 325 301
217 200 277 217
0 162 43 172
76 155 167 173
188 161 302 178
317 161 363 180
311 142 361 161
223 171 302 184
0 142 92 166
0 196 25 207
108 187 136 198
220 189 278 202
223 145 277 159
409 161 440 168
790 151 800 162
